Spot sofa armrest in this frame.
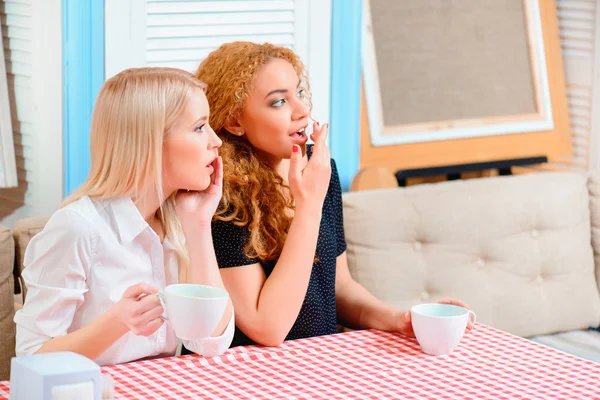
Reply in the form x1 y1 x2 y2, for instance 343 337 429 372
350 167 398 192
13 217 49 301
0 225 15 380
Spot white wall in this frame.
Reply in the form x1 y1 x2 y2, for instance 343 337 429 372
0 0 62 227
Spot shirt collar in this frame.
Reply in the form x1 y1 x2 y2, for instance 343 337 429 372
109 197 150 243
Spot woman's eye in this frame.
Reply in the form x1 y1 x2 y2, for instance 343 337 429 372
195 124 205 132
272 99 286 107
297 89 305 98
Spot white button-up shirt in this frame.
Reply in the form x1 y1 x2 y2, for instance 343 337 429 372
14 196 234 366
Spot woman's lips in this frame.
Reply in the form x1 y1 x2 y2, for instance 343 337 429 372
289 127 308 145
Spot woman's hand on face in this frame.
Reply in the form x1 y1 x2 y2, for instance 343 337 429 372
176 156 223 228
288 122 331 214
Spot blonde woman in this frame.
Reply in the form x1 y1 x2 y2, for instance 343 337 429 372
14 67 234 365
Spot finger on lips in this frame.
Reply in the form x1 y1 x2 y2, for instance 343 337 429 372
317 124 328 144
320 123 329 138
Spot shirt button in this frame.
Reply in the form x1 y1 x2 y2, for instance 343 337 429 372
476 258 485 267
536 275 544 284
414 241 422 251
531 230 539 238
421 291 430 301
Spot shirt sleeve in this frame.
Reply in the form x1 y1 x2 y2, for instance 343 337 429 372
330 158 347 256
14 209 95 356
212 218 260 268
182 311 235 357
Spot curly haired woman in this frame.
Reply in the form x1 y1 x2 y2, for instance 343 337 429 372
194 41 471 347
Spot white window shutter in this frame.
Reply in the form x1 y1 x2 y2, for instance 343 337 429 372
514 1 600 173
105 0 331 123
0 0 62 225
146 1 298 73
528 1 598 171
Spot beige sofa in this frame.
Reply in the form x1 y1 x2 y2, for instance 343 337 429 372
343 171 600 362
3 171 600 380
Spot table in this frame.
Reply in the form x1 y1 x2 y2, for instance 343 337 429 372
2 324 599 399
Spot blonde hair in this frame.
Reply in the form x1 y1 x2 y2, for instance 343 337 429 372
62 67 206 281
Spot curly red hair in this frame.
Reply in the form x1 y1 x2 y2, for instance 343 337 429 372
196 42 311 262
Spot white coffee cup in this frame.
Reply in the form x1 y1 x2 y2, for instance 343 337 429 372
157 284 229 341
410 303 476 356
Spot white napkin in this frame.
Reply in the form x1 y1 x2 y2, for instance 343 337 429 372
47 374 113 400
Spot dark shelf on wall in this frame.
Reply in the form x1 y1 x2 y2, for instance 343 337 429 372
395 156 548 187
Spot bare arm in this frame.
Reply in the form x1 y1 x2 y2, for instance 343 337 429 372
185 222 233 337
35 306 128 359
30 283 164 359
335 252 472 336
220 204 323 346
220 122 331 346
334 252 400 331
176 155 234 338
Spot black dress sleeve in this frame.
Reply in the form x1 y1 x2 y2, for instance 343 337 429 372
211 218 260 268
329 158 347 256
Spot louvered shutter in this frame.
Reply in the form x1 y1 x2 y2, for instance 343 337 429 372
0 0 32 220
105 0 331 123
0 0 62 225
554 0 597 170
146 1 298 73
520 0 599 172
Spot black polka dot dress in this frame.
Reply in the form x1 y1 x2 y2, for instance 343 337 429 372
212 145 347 347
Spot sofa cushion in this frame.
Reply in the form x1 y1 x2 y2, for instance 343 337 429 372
13 217 48 301
342 172 600 338
0 226 15 380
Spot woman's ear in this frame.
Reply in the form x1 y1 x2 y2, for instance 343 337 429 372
224 119 245 137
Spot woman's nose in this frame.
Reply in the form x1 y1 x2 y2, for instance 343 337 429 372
293 97 309 120
209 127 222 148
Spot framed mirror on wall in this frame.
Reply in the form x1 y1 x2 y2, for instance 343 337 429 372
360 0 572 171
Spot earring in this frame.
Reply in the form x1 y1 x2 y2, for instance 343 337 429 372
237 131 244 136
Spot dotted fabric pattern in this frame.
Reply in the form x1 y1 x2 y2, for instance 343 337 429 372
211 145 347 347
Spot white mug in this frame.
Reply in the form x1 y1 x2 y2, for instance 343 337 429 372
157 284 229 341
410 303 476 356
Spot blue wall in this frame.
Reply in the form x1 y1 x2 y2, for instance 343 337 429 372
62 0 104 196
329 0 362 192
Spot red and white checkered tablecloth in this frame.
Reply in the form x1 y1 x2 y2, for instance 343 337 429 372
1 324 599 399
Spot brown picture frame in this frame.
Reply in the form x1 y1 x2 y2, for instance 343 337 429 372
360 0 571 171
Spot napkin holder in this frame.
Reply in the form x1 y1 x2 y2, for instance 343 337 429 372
10 351 102 400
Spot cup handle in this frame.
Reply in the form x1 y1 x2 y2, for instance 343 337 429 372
468 310 476 327
156 292 168 321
